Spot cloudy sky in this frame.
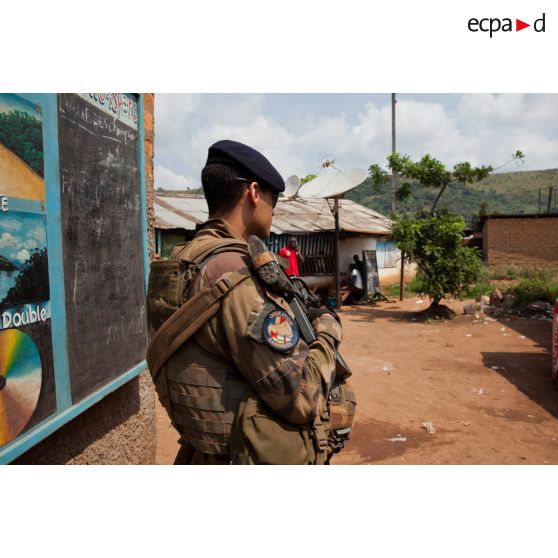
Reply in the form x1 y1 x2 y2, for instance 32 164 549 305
154 93 558 190
0 212 46 265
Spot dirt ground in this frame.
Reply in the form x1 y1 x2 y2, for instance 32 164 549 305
155 296 558 465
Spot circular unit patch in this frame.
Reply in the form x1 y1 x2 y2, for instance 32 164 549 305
263 310 299 352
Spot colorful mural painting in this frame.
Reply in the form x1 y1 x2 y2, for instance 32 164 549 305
0 93 54 448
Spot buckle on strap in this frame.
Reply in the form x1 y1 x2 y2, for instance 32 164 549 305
312 419 329 453
215 276 233 294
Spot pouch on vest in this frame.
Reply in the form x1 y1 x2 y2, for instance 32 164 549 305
147 258 197 338
229 394 329 465
326 378 357 457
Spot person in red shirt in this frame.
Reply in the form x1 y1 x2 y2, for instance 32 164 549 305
279 237 305 276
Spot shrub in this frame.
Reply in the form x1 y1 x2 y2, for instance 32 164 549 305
511 277 558 306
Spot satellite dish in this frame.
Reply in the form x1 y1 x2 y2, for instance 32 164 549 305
282 175 300 197
298 168 367 199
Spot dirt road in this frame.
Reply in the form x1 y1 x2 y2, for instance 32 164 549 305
156 297 558 464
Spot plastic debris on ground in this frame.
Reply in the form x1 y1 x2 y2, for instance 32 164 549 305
421 422 436 434
387 435 407 443
472 388 484 395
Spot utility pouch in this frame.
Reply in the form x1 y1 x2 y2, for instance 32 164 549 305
229 394 328 465
147 259 197 337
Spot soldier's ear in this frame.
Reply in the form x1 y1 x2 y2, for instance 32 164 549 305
246 181 261 208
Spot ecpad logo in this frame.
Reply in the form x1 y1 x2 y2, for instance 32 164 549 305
468 13 546 37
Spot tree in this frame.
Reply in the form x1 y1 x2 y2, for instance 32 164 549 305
391 211 482 314
370 150 524 313
369 151 524 213
0 248 49 309
0 110 44 176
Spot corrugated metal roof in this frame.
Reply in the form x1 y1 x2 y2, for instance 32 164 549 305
154 194 391 235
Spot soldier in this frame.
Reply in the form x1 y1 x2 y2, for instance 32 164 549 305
148 140 344 464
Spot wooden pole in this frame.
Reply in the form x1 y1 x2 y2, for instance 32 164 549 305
399 250 405 301
391 93 396 214
392 94 404 300
548 187 553 214
334 197 341 309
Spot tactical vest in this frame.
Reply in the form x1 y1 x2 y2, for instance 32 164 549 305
147 236 253 456
147 237 356 464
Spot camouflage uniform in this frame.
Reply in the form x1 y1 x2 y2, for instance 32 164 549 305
156 218 342 464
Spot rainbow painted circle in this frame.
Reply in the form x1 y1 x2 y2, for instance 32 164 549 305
0 329 42 447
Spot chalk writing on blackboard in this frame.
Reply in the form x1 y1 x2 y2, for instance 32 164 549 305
57 93 146 403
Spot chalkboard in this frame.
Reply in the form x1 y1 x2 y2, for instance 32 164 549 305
363 250 380 297
57 94 147 403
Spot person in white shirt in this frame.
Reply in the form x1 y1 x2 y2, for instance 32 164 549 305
346 263 364 304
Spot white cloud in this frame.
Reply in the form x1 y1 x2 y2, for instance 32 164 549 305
16 249 30 263
27 226 45 244
154 94 558 192
0 218 22 232
0 232 18 249
155 165 196 190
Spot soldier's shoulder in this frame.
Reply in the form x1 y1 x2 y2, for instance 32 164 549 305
202 250 252 288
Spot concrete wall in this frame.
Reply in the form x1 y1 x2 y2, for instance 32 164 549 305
14 371 155 464
339 236 412 285
483 217 558 267
15 94 157 465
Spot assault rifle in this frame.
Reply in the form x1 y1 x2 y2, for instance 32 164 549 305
247 235 353 455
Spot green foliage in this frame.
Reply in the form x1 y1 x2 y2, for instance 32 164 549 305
366 150 521 214
392 212 482 306
383 283 404 298
347 169 558 227
511 275 558 306
407 275 426 294
463 282 493 300
453 162 493 184
0 110 43 176
486 265 557 281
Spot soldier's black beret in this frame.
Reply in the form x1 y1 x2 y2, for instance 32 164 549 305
206 139 285 193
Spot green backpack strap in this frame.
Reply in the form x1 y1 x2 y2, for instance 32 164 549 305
147 270 251 382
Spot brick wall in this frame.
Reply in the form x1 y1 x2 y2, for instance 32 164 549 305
483 217 558 267
144 93 156 259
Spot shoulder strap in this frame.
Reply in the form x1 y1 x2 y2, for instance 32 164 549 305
172 237 248 263
147 271 251 381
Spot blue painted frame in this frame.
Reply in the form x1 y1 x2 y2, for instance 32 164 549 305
0 93 149 464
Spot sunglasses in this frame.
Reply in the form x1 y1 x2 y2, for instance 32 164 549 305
235 177 279 208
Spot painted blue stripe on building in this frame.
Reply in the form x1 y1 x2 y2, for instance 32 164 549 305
0 360 147 464
0 93 150 463
137 94 150 292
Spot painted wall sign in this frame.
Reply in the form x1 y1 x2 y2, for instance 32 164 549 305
0 92 148 464
57 94 146 403
78 93 138 130
0 93 56 449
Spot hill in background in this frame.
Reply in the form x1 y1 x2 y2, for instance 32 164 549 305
346 169 558 227
156 169 558 228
